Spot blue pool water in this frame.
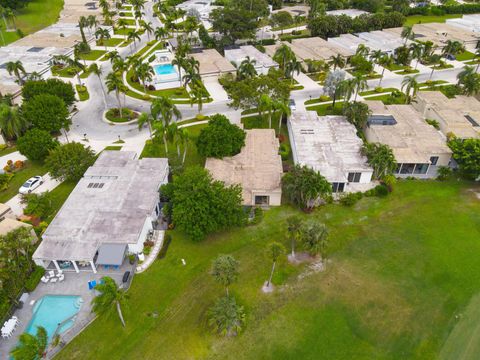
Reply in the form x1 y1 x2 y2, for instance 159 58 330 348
154 64 177 76
26 295 83 341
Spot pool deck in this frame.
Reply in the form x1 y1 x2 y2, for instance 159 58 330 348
0 269 129 359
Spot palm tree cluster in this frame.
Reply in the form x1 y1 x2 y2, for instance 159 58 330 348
91 276 129 327
272 44 302 82
457 65 480 96
287 217 329 263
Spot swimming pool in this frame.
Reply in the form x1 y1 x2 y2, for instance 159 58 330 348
26 295 83 341
153 64 177 76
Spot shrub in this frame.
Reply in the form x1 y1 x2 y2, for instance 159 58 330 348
0 173 13 191
249 207 264 225
14 160 24 169
17 129 59 161
339 192 363 206
426 118 440 130
375 87 383 93
148 54 156 62
158 233 172 259
381 174 396 192
374 184 389 197
25 266 45 292
278 143 290 160
22 192 53 219
319 95 331 102
437 166 452 181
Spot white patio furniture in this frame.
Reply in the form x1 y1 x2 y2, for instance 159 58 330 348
50 277 58 284
2 318 18 337
58 274 65 282
48 270 55 278
41 276 49 283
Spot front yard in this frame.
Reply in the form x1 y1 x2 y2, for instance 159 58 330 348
0 161 48 203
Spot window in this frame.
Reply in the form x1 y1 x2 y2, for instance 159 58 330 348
332 182 345 193
400 164 415 174
430 156 439 166
414 164 429 174
347 172 361 183
254 195 269 205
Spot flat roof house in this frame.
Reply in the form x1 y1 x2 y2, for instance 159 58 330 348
33 151 169 274
205 129 283 206
190 49 236 77
365 101 452 178
288 112 373 193
413 91 480 140
446 14 480 33
224 45 278 75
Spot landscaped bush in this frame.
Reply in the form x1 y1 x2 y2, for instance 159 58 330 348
339 192 363 206
374 184 389 197
105 108 139 123
249 207 264 225
426 119 440 130
0 173 13 191
319 95 331 102
25 266 45 292
279 143 290 160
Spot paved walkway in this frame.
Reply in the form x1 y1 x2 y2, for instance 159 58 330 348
136 230 164 273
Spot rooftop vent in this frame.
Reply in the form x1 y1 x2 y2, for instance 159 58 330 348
87 182 105 189
27 47 44 52
368 115 397 126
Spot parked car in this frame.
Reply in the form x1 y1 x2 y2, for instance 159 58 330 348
122 271 130 283
19 176 43 194
289 98 296 111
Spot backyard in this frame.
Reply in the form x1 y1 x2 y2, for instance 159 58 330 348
56 180 480 359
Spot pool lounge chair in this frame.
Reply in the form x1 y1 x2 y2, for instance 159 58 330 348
41 276 49 283
58 274 65 282
50 277 58 284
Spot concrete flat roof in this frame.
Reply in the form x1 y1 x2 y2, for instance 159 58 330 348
365 101 451 164
326 9 368 18
224 45 278 69
446 14 480 33
328 33 365 52
356 30 406 51
190 49 236 75
205 129 283 205
288 112 372 183
33 152 169 262
416 91 480 139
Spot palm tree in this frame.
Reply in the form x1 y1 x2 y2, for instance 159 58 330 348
150 95 181 126
457 65 475 84
338 78 356 105
87 15 98 34
4 7 16 31
105 72 126 117
154 26 168 41
273 44 294 75
237 56 257 80
6 60 26 84
89 63 106 101
409 42 422 70
95 28 111 51
378 54 393 87
136 62 154 93
10 326 48 359
401 74 420 103
474 47 480 72
210 254 239 297
442 40 465 60
0 104 27 139
112 57 128 74
265 242 285 288
352 74 367 101
0 5 10 31
329 54 345 70
355 44 370 57
166 122 182 157
428 54 442 80
273 99 291 134
117 18 129 40
370 50 384 65
401 25 414 45
99 0 111 23
258 94 273 128
138 112 154 138
182 57 200 88
142 21 154 41
190 82 204 114
171 52 186 84
127 30 141 50
286 58 302 84
152 121 169 155
207 296 245 337
78 16 89 43
177 127 190 164
286 216 302 258
299 220 329 265
92 276 128 327
457 66 480 96
67 54 85 86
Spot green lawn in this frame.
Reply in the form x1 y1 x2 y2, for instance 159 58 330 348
0 161 47 203
104 146 122 151
56 181 480 359
0 145 17 157
306 101 345 115
140 123 206 168
365 92 408 105
404 14 462 27
77 50 107 61
96 37 124 47
456 51 476 61
76 85 89 101
0 0 64 46
360 87 398 96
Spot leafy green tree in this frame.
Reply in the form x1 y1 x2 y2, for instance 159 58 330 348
150 95 181 126
361 142 397 179
286 215 302 258
161 166 244 241
344 102 371 132
92 276 129 327
208 296 245 337
0 103 27 139
45 142 96 182
21 94 70 133
196 114 246 158
282 164 332 210
22 79 76 106
211 254 239 296
265 242 285 287
448 137 480 180
299 220 329 260
10 326 48 360
210 4 259 44
22 191 53 219
17 129 58 161
236 56 257 80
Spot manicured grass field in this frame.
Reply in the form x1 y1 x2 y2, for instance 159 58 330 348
96 37 124 47
56 180 480 359
0 161 47 203
306 101 344 115
77 50 107 61
0 0 64 46
76 85 89 101
455 51 476 62
404 14 462 27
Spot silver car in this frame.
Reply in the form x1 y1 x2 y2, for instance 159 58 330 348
19 176 44 194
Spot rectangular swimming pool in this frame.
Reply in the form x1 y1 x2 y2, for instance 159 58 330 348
26 295 83 341
154 63 177 76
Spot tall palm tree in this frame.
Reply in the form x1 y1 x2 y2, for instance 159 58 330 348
138 112 154 138
428 54 442 80
401 74 420 103
154 26 168 41
286 58 302 84
92 276 128 327
106 72 126 117
142 21 154 41
355 44 370 57
136 62 154 93
127 30 141 50
329 54 345 70
68 53 85 86
152 121 169 155
78 16 89 43
150 95 181 126
258 94 273 128
95 28 111 51
237 56 257 80
273 44 294 75
273 99 291 134
378 54 393 87
112 57 128 74
442 40 465 60
474 47 480 72
89 63 106 97
457 66 480 96
117 18 129 40
339 78 356 105
0 104 27 139
171 52 186 84
409 42 423 70
266 242 285 287
352 74 367 101
87 15 98 34
4 7 16 30
6 60 26 84
10 326 48 359
190 82 204 114
182 57 200 88
370 50 384 65
177 127 190 164
401 25 414 45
